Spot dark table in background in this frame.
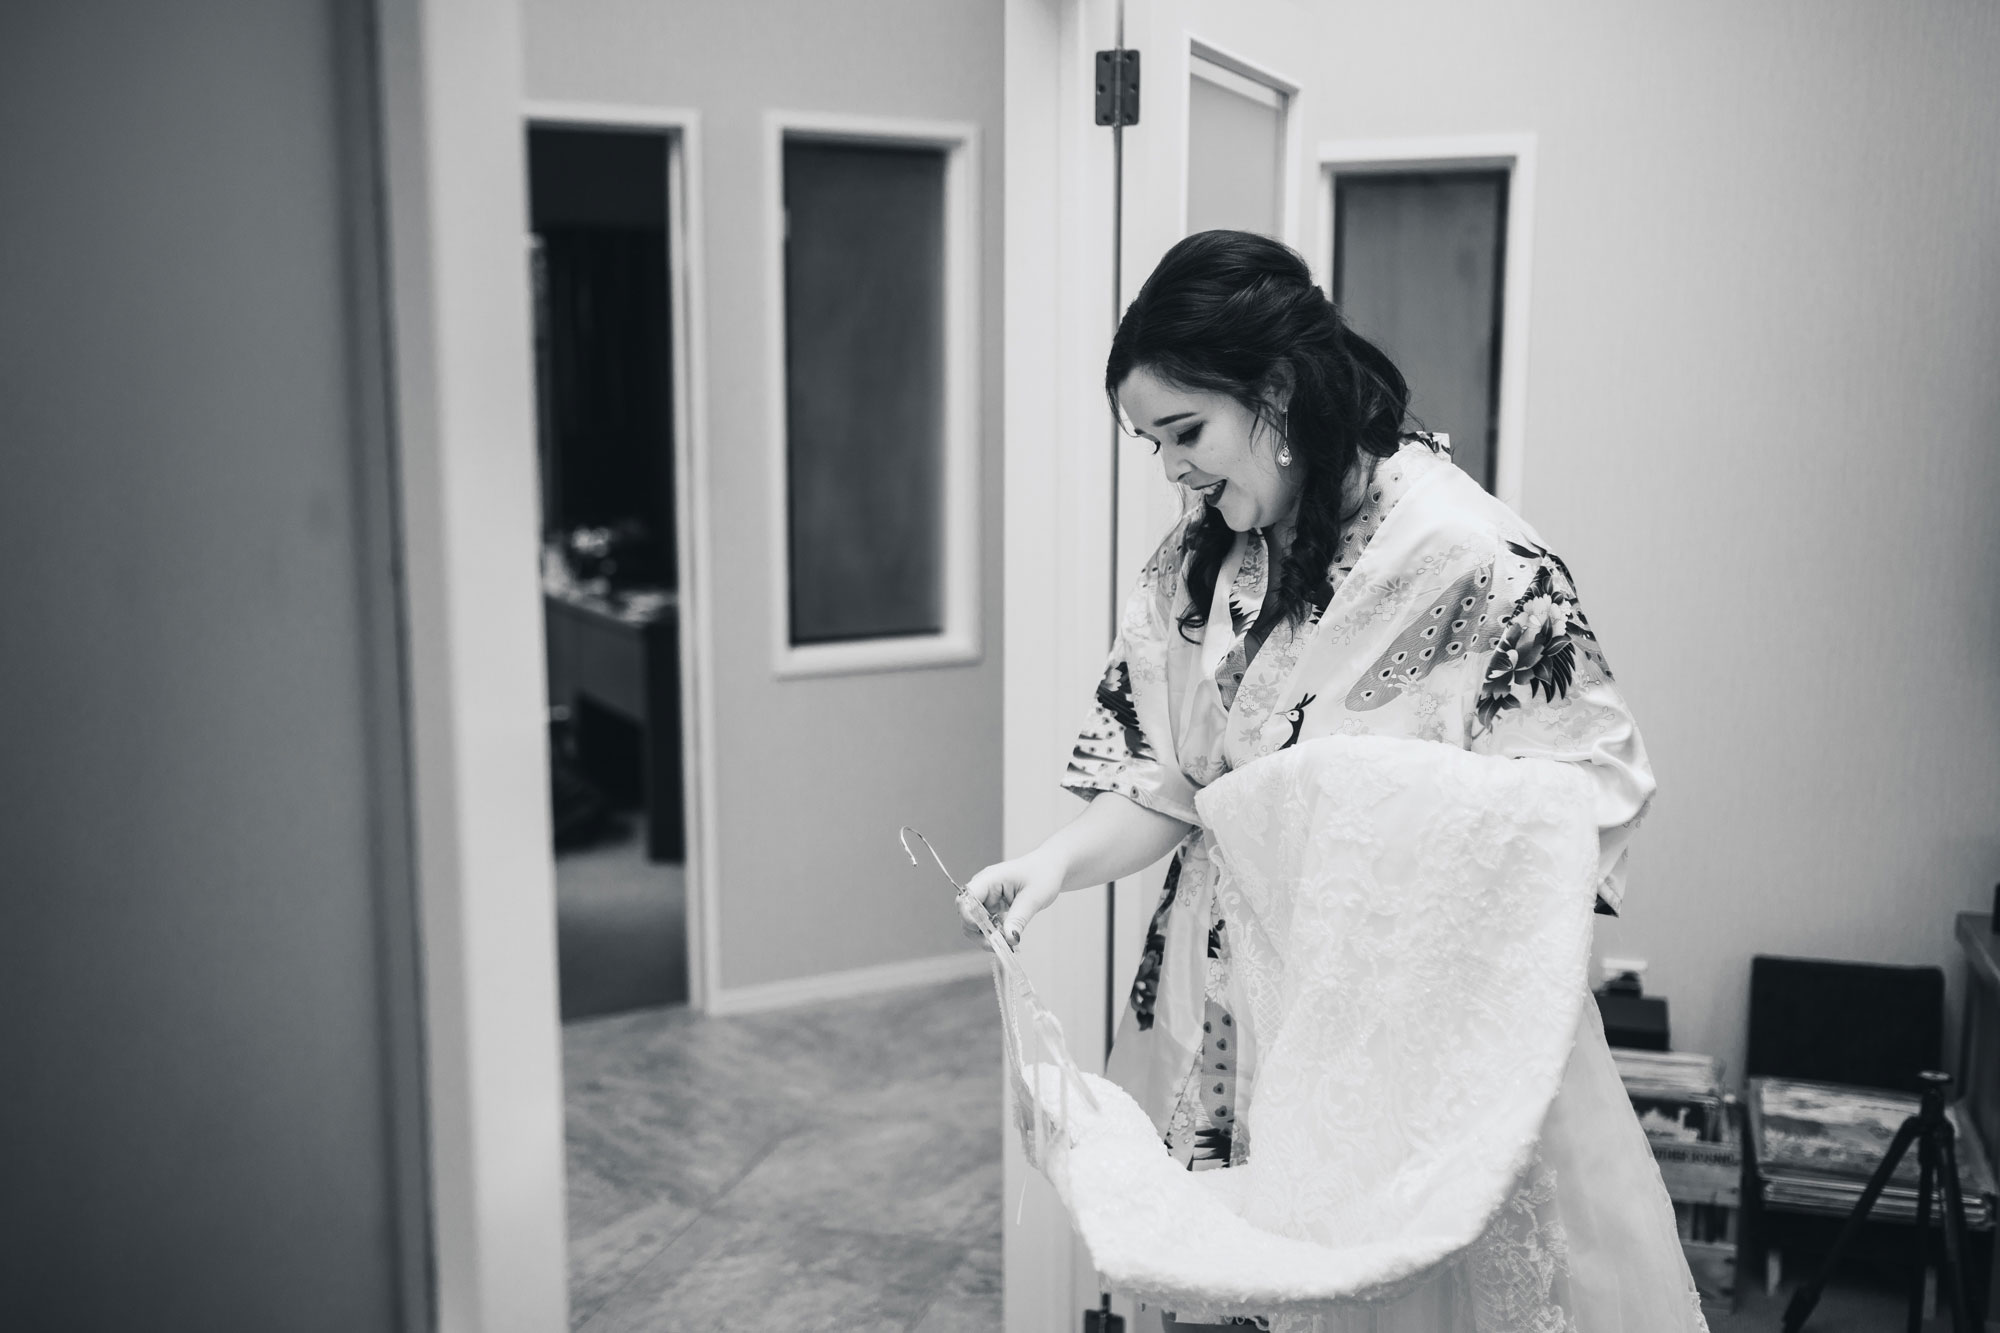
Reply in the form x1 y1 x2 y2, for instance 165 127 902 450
544 587 684 862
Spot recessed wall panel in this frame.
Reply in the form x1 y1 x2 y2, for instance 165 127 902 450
1187 60 1285 238
1333 169 1508 491
782 139 947 645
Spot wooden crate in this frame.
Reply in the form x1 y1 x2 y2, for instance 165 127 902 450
1653 1136 1742 1208
1648 1104 1743 1307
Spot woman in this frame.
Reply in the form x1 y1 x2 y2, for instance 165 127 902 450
965 231 1698 1329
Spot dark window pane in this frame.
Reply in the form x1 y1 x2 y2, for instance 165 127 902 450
783 138 947 645
1334 170 1507 492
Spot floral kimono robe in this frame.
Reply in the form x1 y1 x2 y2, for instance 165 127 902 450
1065 435 1656 1169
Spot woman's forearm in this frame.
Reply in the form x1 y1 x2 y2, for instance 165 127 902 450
1032 792 1193 891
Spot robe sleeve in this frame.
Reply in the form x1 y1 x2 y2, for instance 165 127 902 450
1062 524 1203 826
1466 541 1655 915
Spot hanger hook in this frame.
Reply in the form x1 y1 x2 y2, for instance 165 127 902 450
898 826 967 895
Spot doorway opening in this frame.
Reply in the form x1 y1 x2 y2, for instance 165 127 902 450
527 120 695 1021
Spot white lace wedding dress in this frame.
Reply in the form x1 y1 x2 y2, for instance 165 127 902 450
1004 736 1708 1332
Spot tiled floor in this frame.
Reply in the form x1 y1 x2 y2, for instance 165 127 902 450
562 974 1003 1331
1708 1261 1991 1332
1709 1282 1978 1332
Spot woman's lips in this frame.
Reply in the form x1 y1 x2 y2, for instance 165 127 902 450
1191 478 1227 505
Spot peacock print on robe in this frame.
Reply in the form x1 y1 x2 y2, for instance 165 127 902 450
1060 435 1656 1179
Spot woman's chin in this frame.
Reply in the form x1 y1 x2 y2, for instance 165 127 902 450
1217 505 1259 533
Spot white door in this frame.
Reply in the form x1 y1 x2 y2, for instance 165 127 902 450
1007 3 1544 1324
1001 6 1340 1328
1104 1 1537 1051
1102 4 1324 1054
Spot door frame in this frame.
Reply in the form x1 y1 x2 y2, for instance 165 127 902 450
1316 134 1540 511
521 100 721 1012
1002 0 1126 1327
372 0 571 1326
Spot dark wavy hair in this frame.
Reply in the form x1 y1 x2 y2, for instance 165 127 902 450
1106 230 1412 642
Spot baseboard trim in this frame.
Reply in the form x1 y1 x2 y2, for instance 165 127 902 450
706 949 994 1016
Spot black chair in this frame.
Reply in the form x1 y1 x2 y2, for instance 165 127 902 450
1747 955 1943 1095
1743 955 1990 1316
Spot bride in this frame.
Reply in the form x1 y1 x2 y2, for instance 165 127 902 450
963 230 1705 1330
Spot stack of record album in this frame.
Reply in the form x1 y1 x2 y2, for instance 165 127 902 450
1614 1049 1727 1142
1747 1077 1997 1228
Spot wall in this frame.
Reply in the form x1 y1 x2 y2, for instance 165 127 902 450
0 4 417 1327
521 0 1006 993
1305 0 2000 1081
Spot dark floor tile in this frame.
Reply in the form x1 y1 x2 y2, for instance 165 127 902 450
565 1066 805 1209
915 1216 1002 1332
566 1148 677 1244
567 1197 703 1330
577 1209 964 1333
909 1252 1004 1333
832 1061 1004 1129
1706 1274 1966 1333
564 975 1005 1328
721 1112 998 1241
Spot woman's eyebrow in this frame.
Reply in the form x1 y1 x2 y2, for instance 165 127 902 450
1151 411 1197 428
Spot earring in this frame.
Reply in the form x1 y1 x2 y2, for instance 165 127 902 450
1277 408 1292 467
1278 446 1293 467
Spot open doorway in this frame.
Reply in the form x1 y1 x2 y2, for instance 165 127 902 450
527 120 696 1020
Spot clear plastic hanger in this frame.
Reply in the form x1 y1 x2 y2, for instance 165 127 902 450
896 826 1100 1145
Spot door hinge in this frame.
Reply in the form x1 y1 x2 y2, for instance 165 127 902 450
1095 48 1140 127
1082 1304 1125 1332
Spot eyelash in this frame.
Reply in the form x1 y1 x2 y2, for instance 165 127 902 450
1150 424 1202 455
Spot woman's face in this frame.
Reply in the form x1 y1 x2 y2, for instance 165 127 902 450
1116 365 1300 534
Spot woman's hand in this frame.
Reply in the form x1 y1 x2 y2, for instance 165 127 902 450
960 850 1067 949
955 793 1193 950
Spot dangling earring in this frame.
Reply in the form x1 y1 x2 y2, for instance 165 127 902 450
1277 408 1293 467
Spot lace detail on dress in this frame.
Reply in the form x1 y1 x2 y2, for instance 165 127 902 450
1006 738 1703 1331
1464 1153 1577 1332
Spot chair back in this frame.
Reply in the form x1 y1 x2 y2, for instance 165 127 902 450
1746 954 1944 1094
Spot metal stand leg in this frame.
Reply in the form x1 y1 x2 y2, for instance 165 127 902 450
1782 1071 1974 1333
1938 1121 1973 1329
1911 1125 1936 1333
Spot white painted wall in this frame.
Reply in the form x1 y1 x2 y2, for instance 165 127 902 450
521 0 1006 996
1291 0 2000 1084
